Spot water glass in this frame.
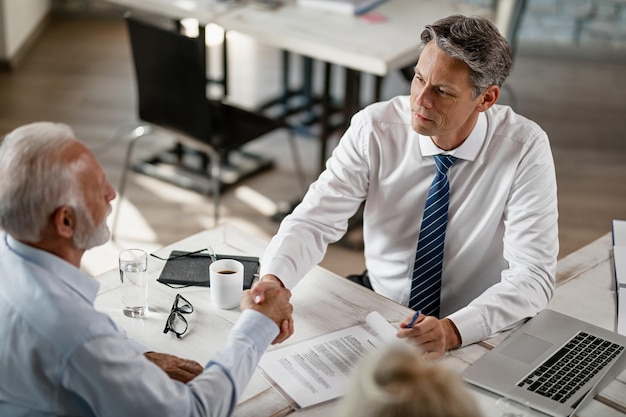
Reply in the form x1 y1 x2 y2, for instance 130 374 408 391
119 249 148 318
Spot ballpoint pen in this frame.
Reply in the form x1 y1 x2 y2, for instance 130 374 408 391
407 311 421 328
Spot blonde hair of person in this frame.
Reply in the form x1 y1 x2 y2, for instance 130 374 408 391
335 343 483 417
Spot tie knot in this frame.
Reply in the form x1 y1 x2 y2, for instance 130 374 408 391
434 154 457 175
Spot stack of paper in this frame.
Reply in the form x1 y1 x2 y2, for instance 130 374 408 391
612 219 626 335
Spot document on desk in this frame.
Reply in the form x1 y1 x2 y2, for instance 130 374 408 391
258 311 397 408
612 219 626 335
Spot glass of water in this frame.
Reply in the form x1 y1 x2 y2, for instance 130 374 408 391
119 249 148 318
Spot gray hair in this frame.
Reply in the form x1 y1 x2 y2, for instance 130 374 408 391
419 14 513 98
0 122 82 241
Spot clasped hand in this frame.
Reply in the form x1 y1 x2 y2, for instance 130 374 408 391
246 275 294 344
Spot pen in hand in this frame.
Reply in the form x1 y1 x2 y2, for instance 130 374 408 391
407 311 421 328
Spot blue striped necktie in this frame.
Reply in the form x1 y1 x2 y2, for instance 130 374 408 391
409 154 457 317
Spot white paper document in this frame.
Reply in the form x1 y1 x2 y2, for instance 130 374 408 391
259 311 397 408
620 288 626 336
615 246 626 288
613 219 626 246
612 220 626 336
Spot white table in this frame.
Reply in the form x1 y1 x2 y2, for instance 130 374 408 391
103 0 491 76
94 223 413 412
101 0 244 22
217 0 493 169
94 225 626 416
217 0 491 77
102 0 493 170
221 0 493 169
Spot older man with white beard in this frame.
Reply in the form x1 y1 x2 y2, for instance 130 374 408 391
0 122 293 417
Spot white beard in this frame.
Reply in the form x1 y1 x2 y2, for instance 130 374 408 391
73 204 112 250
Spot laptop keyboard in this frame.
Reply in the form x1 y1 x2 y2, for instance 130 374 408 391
517 331 624 404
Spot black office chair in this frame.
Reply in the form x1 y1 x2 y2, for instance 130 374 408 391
112 14 305 239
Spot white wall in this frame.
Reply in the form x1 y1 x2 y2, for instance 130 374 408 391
0 0 52 61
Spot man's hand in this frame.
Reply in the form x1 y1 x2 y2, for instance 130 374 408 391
250 274 284 304
243 279 294 344
144 351 203 383
396 313 461 360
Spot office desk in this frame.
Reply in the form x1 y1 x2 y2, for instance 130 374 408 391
218 0 490 77
94 223 412 415
104 0 490 77
103 0 492 171
94 226 626 416
102 0 241 21
218 0 492 169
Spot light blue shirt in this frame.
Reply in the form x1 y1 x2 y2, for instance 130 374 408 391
261 96 558 346
0 233 278 417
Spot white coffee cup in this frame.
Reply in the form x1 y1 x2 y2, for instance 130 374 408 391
210 259 244 309
119 248 148 318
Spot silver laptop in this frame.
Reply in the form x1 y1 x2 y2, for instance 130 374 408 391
462 309 626 417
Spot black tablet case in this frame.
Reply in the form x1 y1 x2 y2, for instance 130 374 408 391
157 251 259 290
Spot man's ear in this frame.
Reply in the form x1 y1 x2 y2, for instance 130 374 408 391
53 206 75 239
476 85 500 112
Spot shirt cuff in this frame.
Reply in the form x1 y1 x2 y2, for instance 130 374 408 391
447 306 487 347
259 260 298 290
231 309 279 348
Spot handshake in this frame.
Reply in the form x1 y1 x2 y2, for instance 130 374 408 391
244 274 294 344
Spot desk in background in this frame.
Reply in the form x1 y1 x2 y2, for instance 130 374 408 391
94 225 626 416
102 0 492 172
219 0 490 78
218 0 492 170
102 0 241 22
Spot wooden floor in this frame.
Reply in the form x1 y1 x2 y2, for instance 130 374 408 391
1 15 625 277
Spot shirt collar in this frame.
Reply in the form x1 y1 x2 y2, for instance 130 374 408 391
5 233 100 303
418 111 487 161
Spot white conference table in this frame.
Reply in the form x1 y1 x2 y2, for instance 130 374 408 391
220 0 493 170
103 0 492 170
217 0 491 77
103 0 491 77
101 0 243 22
94 224 626 417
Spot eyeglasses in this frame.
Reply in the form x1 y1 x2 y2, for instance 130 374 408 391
163 293 194 338
152 247 217 289
151 246 217 262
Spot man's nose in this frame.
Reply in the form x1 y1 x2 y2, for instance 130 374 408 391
106 181 117 202
414 86 433 109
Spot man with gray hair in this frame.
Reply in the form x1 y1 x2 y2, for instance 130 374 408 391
254 15 558 359
0 121 293 416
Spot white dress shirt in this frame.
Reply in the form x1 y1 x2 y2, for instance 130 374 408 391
0 233 278 417
261 95 558 346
